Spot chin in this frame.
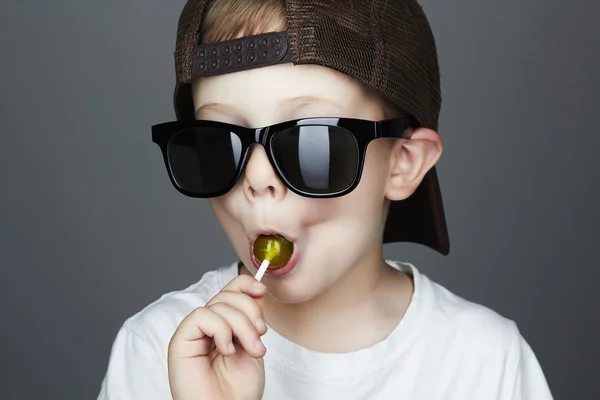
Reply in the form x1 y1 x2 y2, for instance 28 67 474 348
260 258 340 304
265 279 325 304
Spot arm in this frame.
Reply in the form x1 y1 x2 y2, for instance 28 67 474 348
508 334 554 400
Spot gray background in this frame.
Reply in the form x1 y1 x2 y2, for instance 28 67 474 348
0 0 598 399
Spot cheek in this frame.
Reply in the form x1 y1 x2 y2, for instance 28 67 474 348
323 143 391 233
305 146 390 241
208 195 238 223
352 143 391 208
208 194 248 252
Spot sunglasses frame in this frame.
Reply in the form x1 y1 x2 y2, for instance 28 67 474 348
151 116 418 199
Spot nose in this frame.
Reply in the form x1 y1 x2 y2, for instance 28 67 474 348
242 144 287 201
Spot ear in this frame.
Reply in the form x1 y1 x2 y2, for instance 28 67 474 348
385 127 443 201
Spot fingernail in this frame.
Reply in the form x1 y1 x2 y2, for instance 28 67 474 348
253 281 266 289
255 339 265 351
255 318 266 330
228 342 235 354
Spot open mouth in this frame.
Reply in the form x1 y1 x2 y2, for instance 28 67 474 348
249 232 299 277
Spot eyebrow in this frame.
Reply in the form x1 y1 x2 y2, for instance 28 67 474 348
286 95 339 108
195 102 237 116
194 96 340 118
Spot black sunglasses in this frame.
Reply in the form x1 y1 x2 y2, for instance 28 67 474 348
151 116 418 199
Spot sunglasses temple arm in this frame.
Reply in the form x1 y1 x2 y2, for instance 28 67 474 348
379 118 414 139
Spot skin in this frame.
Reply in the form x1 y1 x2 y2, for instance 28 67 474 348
167 62 443 400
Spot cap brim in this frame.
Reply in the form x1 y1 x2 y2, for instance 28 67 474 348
383 167 449 255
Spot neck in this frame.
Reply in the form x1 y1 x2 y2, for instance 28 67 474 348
257 244 413 353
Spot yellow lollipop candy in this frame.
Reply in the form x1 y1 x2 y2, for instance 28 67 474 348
253 235 294 270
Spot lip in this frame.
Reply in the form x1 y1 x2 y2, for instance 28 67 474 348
249 228 297 244
249 232 299 277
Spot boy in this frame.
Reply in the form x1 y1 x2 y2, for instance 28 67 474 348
99 0 553 399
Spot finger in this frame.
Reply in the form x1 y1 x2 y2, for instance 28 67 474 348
239 282 268 303
222 274 268 298
169 334 213 360
169 307 235 358
206 291 267 334
209 302 266 358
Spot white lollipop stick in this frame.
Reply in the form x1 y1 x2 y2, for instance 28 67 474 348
254 259 270 282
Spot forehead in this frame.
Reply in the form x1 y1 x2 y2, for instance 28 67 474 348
192 63 383 125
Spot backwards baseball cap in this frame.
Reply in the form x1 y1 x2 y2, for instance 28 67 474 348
169 0 449 255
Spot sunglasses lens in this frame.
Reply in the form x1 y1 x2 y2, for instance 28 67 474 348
167 127 243 195
271 125 359 194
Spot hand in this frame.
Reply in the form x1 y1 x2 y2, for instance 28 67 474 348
168 274 268 400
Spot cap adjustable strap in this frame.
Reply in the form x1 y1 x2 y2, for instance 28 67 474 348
192 31 292 78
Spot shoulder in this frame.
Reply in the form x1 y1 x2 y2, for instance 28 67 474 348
121 262 238 356
98 263 240 398
431 278 519 346
395 261 523 358
428 271 520 355
387 261 553 399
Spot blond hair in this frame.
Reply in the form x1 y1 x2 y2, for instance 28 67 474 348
199 0 404 119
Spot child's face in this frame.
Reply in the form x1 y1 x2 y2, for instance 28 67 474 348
193 63 400 303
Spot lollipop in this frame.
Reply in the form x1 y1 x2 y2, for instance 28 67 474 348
253 234 294 281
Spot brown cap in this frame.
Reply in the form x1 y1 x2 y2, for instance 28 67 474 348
171 0 449 255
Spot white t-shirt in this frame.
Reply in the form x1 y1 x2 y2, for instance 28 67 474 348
98 261 553 399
